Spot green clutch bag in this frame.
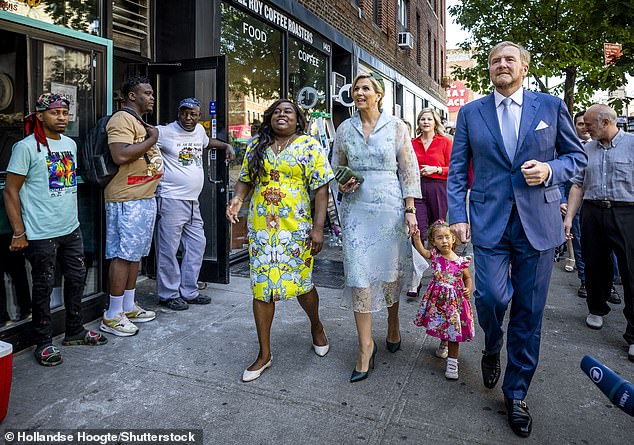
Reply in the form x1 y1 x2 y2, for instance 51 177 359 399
334 166 364 184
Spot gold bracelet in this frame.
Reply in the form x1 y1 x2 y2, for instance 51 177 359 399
235 196 244 203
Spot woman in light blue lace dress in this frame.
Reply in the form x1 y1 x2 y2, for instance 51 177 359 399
332 73 421 382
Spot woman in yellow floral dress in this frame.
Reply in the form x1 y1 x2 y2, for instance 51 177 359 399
226 99 334 382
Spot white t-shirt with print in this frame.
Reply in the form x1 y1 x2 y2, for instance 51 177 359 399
156 121 209 200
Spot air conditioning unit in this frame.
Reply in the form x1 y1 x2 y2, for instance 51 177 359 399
398 32 414 49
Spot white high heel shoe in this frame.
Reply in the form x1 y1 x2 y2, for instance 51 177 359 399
242 356 272 382
313 332 330 357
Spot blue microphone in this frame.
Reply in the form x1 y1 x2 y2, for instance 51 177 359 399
580 355 634 416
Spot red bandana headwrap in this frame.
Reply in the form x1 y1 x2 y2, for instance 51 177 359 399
25 93 70 153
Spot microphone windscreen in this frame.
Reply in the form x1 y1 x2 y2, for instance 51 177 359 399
581 355 634 416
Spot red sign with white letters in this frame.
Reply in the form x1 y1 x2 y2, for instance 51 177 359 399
446 81 470 113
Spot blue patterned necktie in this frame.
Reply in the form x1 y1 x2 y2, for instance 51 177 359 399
501 97 518 161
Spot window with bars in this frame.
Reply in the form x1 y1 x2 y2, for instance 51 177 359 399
112 0 150 57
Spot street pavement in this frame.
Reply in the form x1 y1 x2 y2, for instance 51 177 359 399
3 250 634 444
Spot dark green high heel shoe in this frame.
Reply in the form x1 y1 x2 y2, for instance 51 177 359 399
350 341 377 383
386 338 401 353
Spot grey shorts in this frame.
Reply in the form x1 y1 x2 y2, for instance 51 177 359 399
105 198 157 261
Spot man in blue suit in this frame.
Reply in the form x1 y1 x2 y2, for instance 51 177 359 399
448 41 587 438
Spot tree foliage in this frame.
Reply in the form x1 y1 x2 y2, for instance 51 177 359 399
448 0 634 114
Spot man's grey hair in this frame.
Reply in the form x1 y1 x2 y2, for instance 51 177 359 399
488 41 531 67
587 104 617 125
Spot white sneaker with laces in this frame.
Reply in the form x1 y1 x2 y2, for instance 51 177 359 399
586 314 604 330
435 340 449 359
125 303 156 323
100 312 138 336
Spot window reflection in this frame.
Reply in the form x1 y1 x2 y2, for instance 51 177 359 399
221 3 282 255
10 0 101 36
288 38 327 112
41 43 99 307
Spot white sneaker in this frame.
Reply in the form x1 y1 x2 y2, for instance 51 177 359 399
435 340 449 359
125 303 156 323
628 345 634 362
445 359 459 380
100 312 139 337
586 314 604 330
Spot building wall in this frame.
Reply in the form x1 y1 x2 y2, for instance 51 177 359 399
297 0 446 103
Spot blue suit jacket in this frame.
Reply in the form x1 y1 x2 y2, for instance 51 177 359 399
447 90 588 251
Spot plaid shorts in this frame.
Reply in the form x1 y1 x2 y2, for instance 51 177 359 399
105 198 157 261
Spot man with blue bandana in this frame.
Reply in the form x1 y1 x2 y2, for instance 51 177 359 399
155 98 234 310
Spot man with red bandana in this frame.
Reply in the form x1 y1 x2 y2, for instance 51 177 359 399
4 93 108 367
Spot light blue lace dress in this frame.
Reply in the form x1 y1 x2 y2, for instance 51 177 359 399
332 111 421 313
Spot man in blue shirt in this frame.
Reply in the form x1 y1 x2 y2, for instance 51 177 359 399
3 93 107 367
565 104 634 362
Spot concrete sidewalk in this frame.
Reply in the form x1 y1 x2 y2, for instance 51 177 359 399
3 260 633 444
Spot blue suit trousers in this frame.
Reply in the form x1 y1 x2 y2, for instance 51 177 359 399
474 206 555 400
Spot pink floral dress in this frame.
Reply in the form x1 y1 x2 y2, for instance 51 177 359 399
413 248 474 342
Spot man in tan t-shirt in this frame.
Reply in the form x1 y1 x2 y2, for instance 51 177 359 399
99 76 163 337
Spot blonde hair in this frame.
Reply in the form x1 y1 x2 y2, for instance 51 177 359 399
488 41 531 67
352 73 384 111
415 108 445 137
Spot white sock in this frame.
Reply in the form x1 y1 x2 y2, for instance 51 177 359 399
123 289 136 312
105 295 124 319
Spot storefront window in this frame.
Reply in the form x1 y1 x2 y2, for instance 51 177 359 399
288 37 327 112
403 89 415 136
221 2 282 255
41 43 99 303
6 0 102 35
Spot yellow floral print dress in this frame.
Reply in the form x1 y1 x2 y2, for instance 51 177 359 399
239 134 334 302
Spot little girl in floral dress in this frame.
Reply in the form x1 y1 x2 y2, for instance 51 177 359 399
412 219 474 380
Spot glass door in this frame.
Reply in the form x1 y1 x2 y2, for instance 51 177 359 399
149 57 230 283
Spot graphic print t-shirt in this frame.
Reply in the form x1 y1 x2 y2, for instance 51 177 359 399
7 134 79 240
156 121 209 200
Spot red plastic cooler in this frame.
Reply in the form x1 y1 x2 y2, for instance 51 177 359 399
0 340 12 422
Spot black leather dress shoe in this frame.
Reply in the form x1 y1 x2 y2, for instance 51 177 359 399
504 397 532 438
481 351 501 389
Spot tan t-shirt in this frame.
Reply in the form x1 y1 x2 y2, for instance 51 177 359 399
104 111 163 202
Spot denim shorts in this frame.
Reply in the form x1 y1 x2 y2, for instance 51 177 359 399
105 198 157 261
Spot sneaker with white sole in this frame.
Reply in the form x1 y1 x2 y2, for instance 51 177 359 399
435 340 449 359
628 344 634 362
445 358 459 380
586 314 604 330
125 304 156 323
100 312 138 336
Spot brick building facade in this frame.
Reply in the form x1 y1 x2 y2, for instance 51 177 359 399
298 0 447 107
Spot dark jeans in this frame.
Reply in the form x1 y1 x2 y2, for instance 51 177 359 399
25 227 86 346
0 233 31 321
581 203 634 345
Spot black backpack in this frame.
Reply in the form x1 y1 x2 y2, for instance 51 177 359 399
79 108 150 187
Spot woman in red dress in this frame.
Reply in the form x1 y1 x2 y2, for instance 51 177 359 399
407 108 453 299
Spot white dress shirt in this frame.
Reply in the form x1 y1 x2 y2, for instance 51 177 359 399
493 87 553 183
494 87 523 139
